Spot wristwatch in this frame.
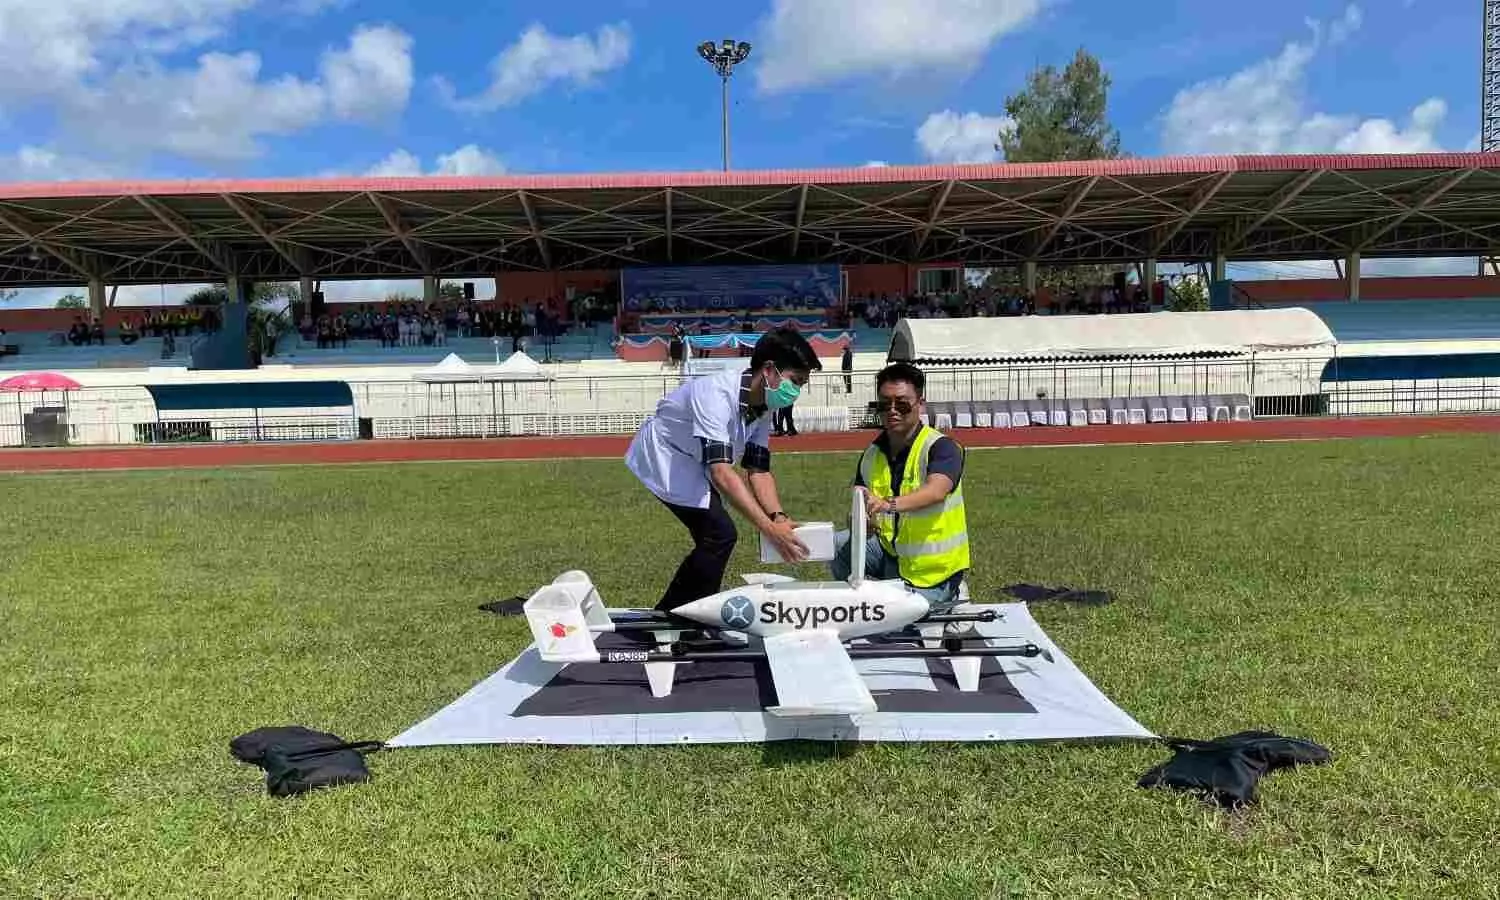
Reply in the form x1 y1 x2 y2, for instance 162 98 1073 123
769 511 789 522
883 498 898 516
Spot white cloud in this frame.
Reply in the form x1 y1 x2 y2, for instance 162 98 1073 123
1161 4 1447 156
754 0 1041 94
0 146 120 181
365 149 423 177
432 145 507 176
0 2 416 167
0 0 257 107
61 51 328 163
916 110 1012 163
1326 3 1363 45
364 145 507 177
864 160 889 167
321 24 414 123
436 22 631 112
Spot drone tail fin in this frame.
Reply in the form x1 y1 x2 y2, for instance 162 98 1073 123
523 580 600 663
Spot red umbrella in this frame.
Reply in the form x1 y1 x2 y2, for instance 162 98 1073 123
0 372 83 391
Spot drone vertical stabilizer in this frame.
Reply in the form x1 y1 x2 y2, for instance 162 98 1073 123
848 487 867 588
523 578 600 663
550 570 613 631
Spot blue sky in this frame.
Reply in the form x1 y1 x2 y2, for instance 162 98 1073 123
0 0 1486 305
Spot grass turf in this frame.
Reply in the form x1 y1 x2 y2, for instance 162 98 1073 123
2 434 1498 899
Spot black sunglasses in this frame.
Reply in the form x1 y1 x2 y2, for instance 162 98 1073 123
876 399 917 414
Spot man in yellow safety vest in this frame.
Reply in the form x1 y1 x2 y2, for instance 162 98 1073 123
829 362 971 614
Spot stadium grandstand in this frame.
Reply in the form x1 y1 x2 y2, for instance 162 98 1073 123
4 152 1500 446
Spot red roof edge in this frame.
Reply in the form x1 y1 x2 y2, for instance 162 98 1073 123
0 153 1496 200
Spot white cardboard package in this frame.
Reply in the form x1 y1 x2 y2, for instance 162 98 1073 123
759 521 837 564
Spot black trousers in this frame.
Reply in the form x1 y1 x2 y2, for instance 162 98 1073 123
657 490 738 611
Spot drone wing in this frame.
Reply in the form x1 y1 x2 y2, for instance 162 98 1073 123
763 629 878 717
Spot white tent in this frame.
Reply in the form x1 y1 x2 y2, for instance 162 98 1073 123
413 353 487 383
888 308 1338 362
490 351 551 381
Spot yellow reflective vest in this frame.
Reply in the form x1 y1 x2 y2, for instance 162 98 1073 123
857 425 970 588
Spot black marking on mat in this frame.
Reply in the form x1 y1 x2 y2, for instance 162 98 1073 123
512 633 1036 717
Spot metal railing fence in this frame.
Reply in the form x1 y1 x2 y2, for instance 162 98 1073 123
2 355 1493 448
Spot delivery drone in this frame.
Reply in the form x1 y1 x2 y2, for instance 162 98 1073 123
522 488 1053 717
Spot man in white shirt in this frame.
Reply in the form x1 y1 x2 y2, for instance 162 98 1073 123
626 327 821 611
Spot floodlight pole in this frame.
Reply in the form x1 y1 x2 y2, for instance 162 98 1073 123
721 75 731 171
1483 0 1500 273
698 39 752 171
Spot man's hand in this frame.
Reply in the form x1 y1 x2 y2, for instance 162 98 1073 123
861 486 889 521
763 517 809 563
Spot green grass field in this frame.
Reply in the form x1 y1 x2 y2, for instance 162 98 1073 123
3 434 1499 899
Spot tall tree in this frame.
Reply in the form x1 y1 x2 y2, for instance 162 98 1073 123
997 48 1122 162
994 48 1127 297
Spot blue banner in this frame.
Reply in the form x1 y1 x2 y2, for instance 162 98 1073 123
622 264 841 312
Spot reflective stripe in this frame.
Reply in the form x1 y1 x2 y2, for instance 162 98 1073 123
918 430 935 473
897 491 964 516
893 531 969 557
858 446 877 486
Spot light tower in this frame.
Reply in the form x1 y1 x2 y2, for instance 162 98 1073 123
1484 2 1500 272
1485 0 1500 150
697 39 752 171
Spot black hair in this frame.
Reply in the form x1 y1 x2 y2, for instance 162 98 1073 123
876 362 925 397
750 327 823 373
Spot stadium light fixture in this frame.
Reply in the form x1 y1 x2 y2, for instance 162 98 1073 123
697 38 752 171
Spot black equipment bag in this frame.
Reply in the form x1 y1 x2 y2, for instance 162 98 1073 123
1002 583 1115 606
1138 730 1332 808
230 725 385 798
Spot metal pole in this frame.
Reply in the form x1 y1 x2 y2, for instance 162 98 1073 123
721 75 730 171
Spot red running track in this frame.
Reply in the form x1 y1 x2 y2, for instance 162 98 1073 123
2 415 1499 473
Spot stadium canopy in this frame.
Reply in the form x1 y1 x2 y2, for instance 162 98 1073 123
888 309 1338 364
2 153 1500 288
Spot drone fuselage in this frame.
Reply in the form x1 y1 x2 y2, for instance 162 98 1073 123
669 579 930 641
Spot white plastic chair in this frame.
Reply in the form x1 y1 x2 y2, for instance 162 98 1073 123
1210 396 1231 421
1169 396 1189 423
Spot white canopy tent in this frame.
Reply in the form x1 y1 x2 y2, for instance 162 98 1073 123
409 351 553 436
413 353 487 383
888 308 1338 363
411 351 552 383
490 351 551 382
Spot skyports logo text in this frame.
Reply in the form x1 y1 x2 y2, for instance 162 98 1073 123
757 601 887 628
